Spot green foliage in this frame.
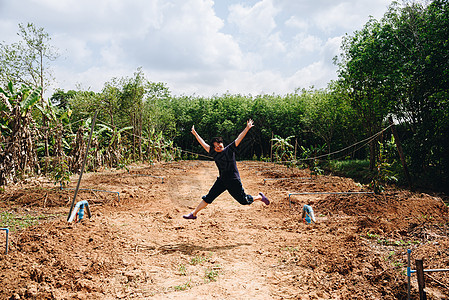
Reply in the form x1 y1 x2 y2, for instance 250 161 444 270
299 144 326 171
50 89 76 110
173 281 191 291
302 87 358 154
300 144 326 160
189 254 208 265
178 264 187 276
326 159 373 183
170 91 313 159
365 232 379 239
48 157 71 187
2 8 449 194
370 138 399 194
336 1 449 191
204 265 221 283
0 23 58 91
0 82 43 185
271 135 294 162
0 84 42 115
309 160 324 177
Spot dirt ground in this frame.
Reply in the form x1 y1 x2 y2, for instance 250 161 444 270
1 160 449 299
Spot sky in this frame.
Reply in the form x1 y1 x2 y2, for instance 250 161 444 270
0 0 392 97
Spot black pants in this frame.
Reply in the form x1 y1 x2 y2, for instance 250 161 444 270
202 177 254 205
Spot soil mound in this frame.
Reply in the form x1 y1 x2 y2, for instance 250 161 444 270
1 161 448 299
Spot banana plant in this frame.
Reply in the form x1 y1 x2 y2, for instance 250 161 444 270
97 123 133 148
90 122 133 167
0 82 42 117
271 135 294 162
0 82 42 185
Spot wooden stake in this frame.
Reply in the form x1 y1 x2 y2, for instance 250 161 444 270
416 259 427 300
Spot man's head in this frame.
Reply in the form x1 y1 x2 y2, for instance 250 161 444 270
211 137 224 152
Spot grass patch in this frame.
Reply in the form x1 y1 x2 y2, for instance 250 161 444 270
173 281 191 291
189 253 212 265
325 159 374 183
0 211 39 231
283 246 299 252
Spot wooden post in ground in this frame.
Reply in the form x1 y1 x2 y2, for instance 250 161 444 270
416 259 427 300
388 117 412 189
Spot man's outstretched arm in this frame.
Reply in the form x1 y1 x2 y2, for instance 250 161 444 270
235 119 254 147
191 125 210 152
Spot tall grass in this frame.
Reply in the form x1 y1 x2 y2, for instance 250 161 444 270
325 159 373 183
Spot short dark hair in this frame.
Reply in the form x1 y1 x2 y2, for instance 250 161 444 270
210 137 223 145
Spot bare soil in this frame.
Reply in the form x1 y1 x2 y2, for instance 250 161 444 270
1 160 449 299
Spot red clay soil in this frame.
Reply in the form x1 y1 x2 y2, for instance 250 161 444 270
1 160 448 299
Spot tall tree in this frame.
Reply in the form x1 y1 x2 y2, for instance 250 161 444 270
0 23 59 95
337 17 392 170
1 23 59 160
336 0 449 189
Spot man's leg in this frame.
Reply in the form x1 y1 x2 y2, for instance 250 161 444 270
227 179 254 205
227 179 269 205
191 200 208 216
184 177 226 219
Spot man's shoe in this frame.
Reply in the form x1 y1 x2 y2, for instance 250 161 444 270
259 192 270 205
183 213 197 220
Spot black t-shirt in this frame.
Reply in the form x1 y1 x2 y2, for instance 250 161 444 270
209 141 240 180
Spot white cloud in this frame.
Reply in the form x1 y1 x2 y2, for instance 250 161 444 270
0 0 393 97
228 0 279 38
285 16 309 31
323 36 343 59
312 2 370 33
122 0 246 79
292 34 323 54
289 61 334 90
52 35 92 65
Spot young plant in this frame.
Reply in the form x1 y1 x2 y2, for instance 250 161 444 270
204 265 221 283
189 255 207 265
370 139 399 194
173 281 191 291
49 157 72 187
310 159 324 176
271 135 294 163
300 144 326 174
178 264 187 276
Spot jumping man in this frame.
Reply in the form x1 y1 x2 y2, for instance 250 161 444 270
183 119 269 220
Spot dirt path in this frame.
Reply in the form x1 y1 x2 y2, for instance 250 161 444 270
109 161 287 299
1 160 449 299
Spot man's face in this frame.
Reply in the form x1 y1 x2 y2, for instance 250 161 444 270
213 141 224 152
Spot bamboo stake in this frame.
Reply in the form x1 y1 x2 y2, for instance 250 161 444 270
67 111 98 221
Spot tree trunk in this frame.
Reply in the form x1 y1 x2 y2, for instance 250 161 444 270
388 117 413 189
369 139 376 171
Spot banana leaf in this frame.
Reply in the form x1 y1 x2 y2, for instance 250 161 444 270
20 86 42 116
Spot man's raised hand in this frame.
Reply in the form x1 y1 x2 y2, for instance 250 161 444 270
247 119 254 129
